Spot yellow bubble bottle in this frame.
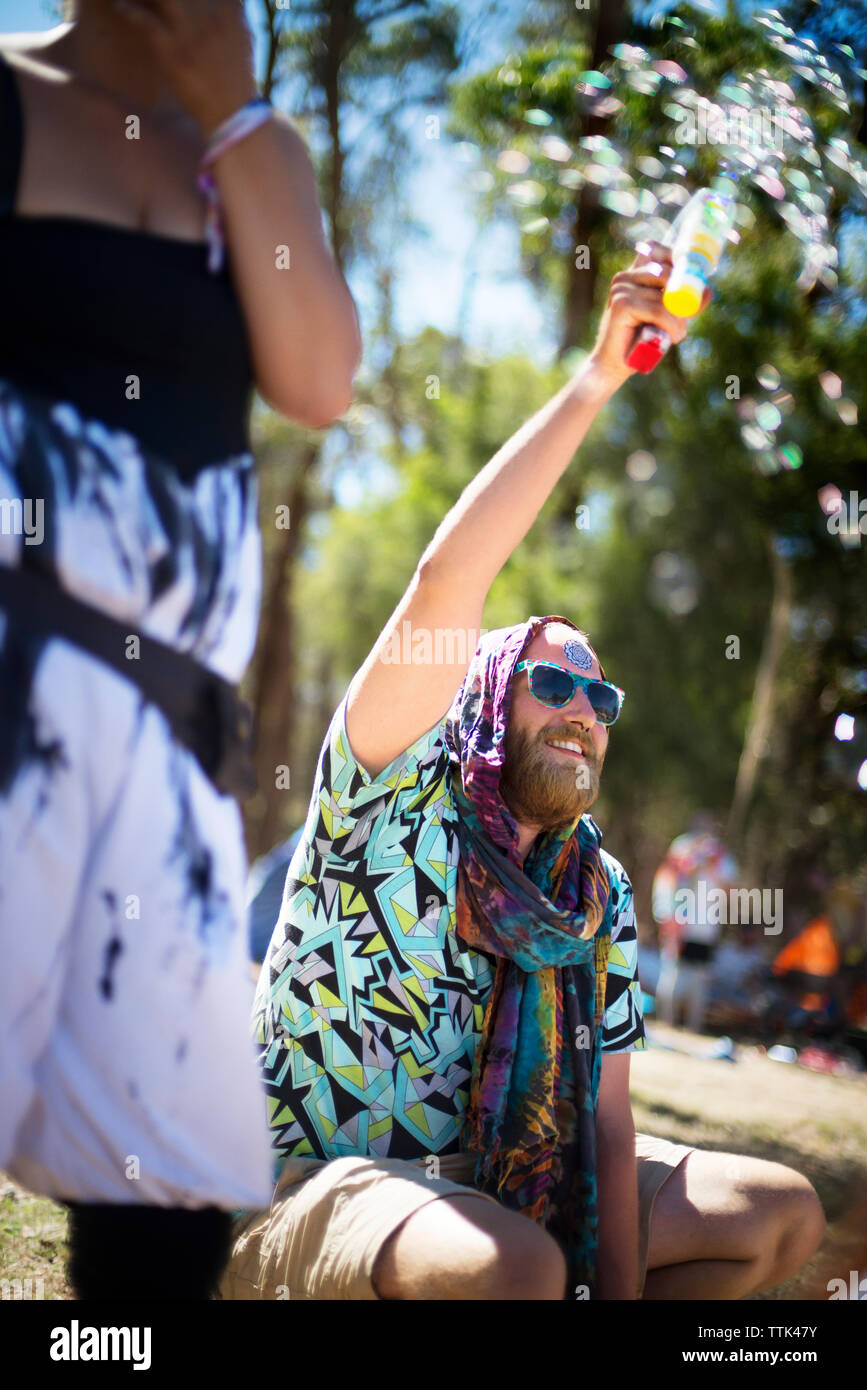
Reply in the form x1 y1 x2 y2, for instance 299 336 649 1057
664 182 737 318
626 173 737 373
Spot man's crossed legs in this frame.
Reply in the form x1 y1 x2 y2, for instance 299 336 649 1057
219 1139 825 1301
372 1149 825 1300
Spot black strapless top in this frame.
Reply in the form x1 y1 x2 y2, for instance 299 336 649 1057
0 50 255 480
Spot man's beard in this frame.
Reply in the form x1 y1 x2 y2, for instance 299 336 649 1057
499 721 602 829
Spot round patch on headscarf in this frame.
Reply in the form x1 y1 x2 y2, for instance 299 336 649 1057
564 637 593 670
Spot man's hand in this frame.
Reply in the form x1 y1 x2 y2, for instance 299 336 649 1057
587 241 713 393
112 0 259 136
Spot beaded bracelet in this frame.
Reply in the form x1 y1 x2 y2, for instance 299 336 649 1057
197 97 274 274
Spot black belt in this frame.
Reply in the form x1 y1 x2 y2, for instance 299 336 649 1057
0 564 257 799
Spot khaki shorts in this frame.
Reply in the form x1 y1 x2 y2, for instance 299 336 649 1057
217 1132 693 1301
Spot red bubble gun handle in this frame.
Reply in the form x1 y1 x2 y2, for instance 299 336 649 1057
626 323 671 374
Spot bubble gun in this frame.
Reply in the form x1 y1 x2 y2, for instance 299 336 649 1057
626 174 737 374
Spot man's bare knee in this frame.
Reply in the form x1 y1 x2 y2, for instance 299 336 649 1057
372 1194 567 1300
768 1176 826 1280
728 1162 826 1290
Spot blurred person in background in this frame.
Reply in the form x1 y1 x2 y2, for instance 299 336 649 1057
246 827 304 965
652 813 739 1033
706 923 768 1030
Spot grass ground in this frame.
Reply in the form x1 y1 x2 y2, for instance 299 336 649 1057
0 1178 70 1300
629 1022 867 1299
2 1021 865 1300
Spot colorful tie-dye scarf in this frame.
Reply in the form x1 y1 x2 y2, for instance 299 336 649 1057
442 615 615 1298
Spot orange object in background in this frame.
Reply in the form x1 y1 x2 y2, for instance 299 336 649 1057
772 915 840 1011
773 915 840 975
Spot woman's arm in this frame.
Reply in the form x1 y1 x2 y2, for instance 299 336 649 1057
195 113 362 428
345 242 707 778
117 0 361 428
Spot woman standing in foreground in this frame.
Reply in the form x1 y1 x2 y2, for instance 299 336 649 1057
0 0 361 1298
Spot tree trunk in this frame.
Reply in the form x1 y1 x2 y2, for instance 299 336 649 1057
259 0 282 100
322 0 353 275
244 2 352 861
558 0 626 356
376 263 407 462
726 532 794 851
247 441 321 860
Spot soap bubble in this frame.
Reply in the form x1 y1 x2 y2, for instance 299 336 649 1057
818 484 843 515
784 168 811 192
576 71 611 89
645 486 675 517
650 552 699 614
777 443 803 469
834 714 855 741
507 180 546 206
497 150 530 175
819 372 842 400
636 156 665 179
754 451 782 476
742 424 771 450
755 172 786 200
611 44 649 65
627 69 662 94
755 402 782 432
626 450 657 481
653 60 689 83
757 364 781 390
539 135 572 162
600 190 639 216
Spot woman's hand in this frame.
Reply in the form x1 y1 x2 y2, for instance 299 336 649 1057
112 0 259 135
586 241 713 393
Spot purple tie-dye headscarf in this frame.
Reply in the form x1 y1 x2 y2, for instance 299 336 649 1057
442 615 615 1298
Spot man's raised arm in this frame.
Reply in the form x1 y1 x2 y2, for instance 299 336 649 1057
347 243 710 778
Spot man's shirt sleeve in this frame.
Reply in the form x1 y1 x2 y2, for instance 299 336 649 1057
309 692 450 838
600 855 647 1053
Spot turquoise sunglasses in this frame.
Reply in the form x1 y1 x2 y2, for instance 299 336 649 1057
514 660 625 725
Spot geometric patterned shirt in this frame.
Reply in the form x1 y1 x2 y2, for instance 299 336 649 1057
253 695 646 1174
